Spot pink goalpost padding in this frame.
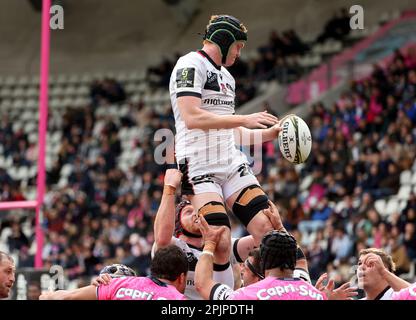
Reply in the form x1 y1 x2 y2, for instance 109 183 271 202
0 0 51 269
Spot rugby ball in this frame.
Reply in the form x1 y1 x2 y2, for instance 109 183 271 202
278 114 312 164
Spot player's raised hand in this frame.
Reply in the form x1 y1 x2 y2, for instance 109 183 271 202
263 200 286 232
362 253 386 274
198 215 227 247
164 169 183 189
325 281 358 300
91 273 112 287
243 111 279 129
315 273 328 291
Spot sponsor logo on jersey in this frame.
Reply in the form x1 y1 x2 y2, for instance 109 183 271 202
220 83 227 94
204 70 220 91
176 68 195 88
256 284 324 300
202 98 234 106
115 287 167 300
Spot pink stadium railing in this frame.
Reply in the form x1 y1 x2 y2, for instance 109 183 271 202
0 0 51 269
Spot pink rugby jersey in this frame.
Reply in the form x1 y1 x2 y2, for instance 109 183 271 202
228 277 327 300
97 276 187 300
392 283 416 300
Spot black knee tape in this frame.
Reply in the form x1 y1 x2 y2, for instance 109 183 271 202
232 185 269 227
198 201 231 229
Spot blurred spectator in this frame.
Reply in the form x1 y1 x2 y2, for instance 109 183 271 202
27 282 41 300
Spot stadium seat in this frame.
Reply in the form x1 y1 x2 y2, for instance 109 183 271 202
17 75 30 87
4 75 17 87
57 176 69 188
400 170 412 185
50 86 64 97
29 166 37 178
385 197 400 216
399 200 407 212
12 120 23 132
16 166 30 181
23 122 37 134
31 75 40 86
0 87 13 98
56 74 68 85
379 11 390 25
322 40 343 55
397 185 412 201
76 86 89 96
68 74 81 85
64 85 77 96
8 166 18 180
25 87 38 99
80 73 93 84
391 10 401 20
374 199 386 215
12 87 25 99
60 163 73 177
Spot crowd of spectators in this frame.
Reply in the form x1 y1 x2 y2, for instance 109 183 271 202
146 8 362 107
260 45 416 283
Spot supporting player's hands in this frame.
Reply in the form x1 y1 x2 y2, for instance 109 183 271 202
164 169 183 189
91 273 112 287
198 215 227 250
315 273 358 300
243 111 279 129
263 200 286 232
39 291 54 300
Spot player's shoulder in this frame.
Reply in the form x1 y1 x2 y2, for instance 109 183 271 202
175 51 206 68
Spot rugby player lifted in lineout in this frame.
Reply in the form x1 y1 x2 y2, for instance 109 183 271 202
169 14 282 247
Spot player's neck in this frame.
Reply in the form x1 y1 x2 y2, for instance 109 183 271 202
364 281 390 300
201 44 222 67
265 268 294 279
182 235 204 248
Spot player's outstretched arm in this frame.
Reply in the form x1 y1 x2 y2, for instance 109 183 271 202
154 169 182 250
39 285 97 300
195 215 228 300
178 96 278 130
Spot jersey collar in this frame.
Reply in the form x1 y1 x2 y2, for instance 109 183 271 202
197 50 221 71
374 286 391 300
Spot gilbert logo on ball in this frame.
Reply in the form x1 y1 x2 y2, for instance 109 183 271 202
278 115 312 164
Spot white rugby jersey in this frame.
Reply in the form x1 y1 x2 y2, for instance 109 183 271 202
152 236 242 300
360 287 394 300
169 50 238 164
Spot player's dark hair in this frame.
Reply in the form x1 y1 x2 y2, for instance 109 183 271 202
247 248 264 279
151 245 188 281
260 231 297 272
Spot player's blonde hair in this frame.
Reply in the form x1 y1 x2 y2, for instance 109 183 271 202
359 248 396 272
